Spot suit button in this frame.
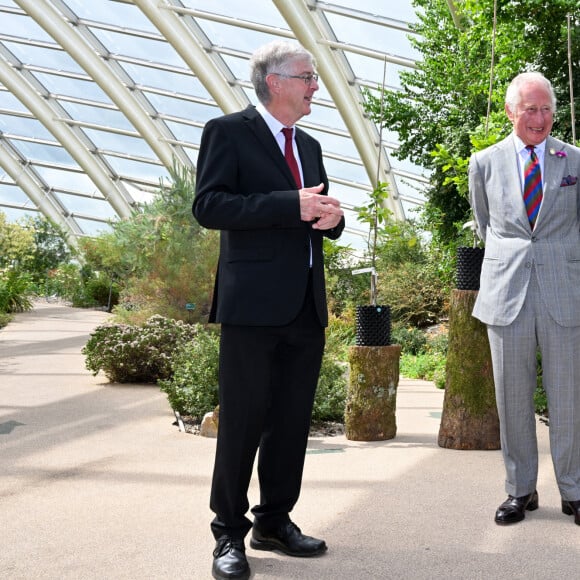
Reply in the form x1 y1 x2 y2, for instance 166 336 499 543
531 236 537 242
525 261 532 268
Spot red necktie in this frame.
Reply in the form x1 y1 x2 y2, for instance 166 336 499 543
523 145 542 229
281 127 302 188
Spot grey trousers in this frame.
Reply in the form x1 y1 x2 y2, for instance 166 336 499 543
487 270 580 500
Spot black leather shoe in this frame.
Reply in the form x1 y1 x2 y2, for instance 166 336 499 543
212 537 250 580
494 490 539 525
250 521 327 557
561 499 580 525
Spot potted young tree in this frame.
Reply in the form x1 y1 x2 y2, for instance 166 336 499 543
345 181 401 441
352 181 391 346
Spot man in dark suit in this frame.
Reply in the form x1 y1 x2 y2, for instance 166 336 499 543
193 40 345 580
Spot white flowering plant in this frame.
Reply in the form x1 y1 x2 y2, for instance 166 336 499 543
82 314 198 383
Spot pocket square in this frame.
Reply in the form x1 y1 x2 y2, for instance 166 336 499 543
560 175 578 187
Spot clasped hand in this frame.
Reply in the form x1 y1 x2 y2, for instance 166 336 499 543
299 183 343 230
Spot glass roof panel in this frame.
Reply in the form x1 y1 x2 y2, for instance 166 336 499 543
66 0 157 31
164 121 203 146
74 216 114 237
0 90 28 112
2 41 85 74
145 92 221 124
0 9 54 43
0 183 29 206
34 166 95 192
190 0 289 28
7 140 76 166
82 129 157 159
102 156 169 184
89 28 185 68
199 20 285 54
0 116 55 141
331 0 418 23
33 71 114 104
324 13 419 61
58 101 133 132
121 62 210 99
52 192 117 218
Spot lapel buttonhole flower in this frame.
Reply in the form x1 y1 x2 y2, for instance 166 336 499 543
549 148 567 158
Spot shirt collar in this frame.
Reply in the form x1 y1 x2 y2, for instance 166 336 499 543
513 134 546 157
256 103 293 138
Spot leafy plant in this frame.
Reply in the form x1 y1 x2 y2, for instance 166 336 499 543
353 182 392 305
0 269 34 313
82 315 198 383
158 325 221 421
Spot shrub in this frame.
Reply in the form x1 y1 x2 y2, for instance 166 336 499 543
159 323 348 424
391 325 427 355
0 269 34 313
158 325 220 421
400 352 447 389
312 356 347 422
0 311 12 328
82 315 198 383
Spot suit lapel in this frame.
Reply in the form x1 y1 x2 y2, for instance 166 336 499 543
243 106 301 188
296 129 316 188
535 137 561 229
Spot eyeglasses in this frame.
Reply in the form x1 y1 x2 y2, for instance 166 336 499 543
271 72 319 86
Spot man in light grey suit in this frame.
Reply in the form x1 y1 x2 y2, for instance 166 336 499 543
469 71 580 526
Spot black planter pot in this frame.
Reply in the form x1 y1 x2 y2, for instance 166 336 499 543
456 246 484 290
355 305 391 346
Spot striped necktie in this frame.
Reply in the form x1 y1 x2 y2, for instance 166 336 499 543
523 145 542 229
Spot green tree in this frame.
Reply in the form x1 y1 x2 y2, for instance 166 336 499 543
0 212 35 269
21 215 72 284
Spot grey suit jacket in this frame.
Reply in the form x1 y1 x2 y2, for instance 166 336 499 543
469 133 580 327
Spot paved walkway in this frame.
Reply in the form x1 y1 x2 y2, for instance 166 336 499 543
0 301 578 580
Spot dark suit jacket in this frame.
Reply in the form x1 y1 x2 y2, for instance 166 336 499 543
193 105 345 327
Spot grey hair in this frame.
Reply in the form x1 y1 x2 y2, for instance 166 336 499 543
505 71 557 113
250 41 316 105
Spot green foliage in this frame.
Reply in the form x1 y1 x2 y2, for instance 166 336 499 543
312 356 347 422
82 315 198 383
45 263 84 303
371 220 452 326
396 325 448 389
0 311 11 329
159 319 349 423
158 325 220 421
22 216 72 285
0 269 34 313
0 213 35 269
391 325 427 355
80 163 219 325
323 240 368 315
400 352 447 389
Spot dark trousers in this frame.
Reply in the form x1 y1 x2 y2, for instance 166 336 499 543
210 280 325 540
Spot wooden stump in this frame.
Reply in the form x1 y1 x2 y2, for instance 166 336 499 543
345 345 401 441
438 290 500 450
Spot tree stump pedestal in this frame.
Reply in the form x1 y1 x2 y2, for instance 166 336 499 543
438 290 500 450
345 345 401 441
